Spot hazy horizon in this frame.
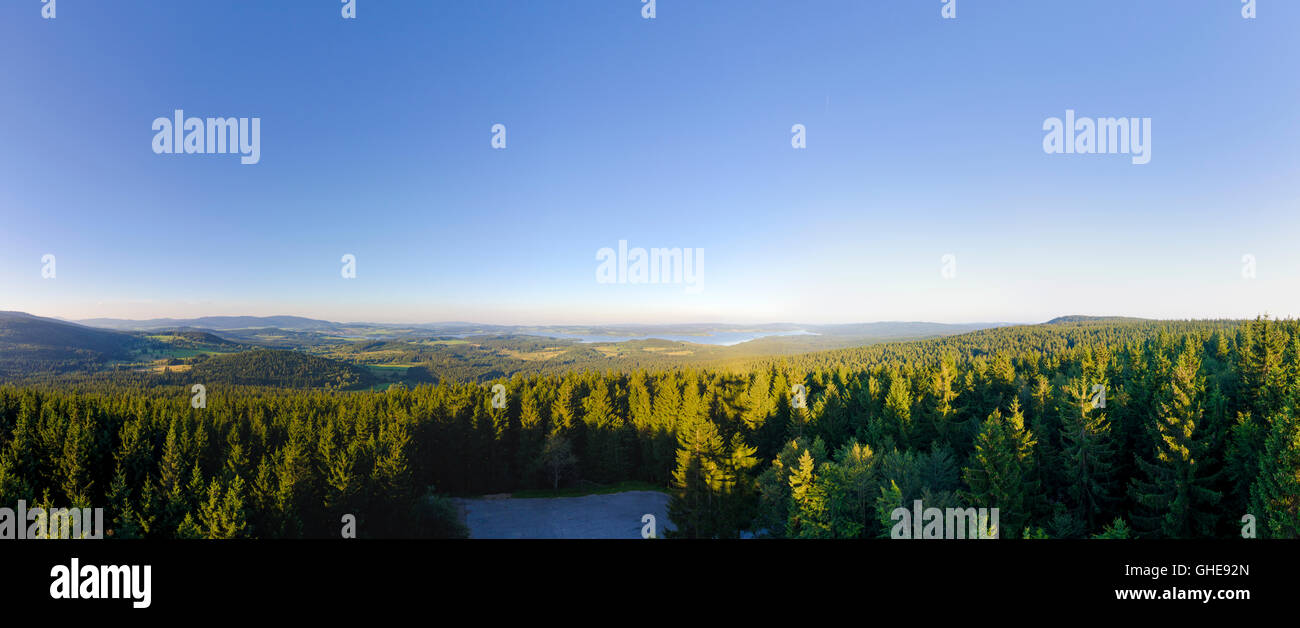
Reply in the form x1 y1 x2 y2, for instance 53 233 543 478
7 307 1280 330
5 1 1298 325
30 309 1024 327
6 303 1293 328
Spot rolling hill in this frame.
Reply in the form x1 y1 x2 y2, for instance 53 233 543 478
78 315 339 332
0 311 145 375
187 349 376 389
4 311 1173 386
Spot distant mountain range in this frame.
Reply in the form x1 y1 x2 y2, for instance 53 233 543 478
69 315 1022 338
76 315 340 332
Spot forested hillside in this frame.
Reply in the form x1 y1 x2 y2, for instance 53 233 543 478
1 318 1296 539
0 311 145 376
185 349 376 390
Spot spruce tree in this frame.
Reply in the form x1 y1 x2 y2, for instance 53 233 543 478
1225 411 1264 514
786 448 830 538
1059 378 1116 530
817 440 876 538
666 418 726 537
1247 411 1300 538
881 375 913 449
666 417 756 538
515 391 547 488
1129 346 1222 537
963 399 1039 537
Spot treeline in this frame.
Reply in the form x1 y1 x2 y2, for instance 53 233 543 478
180 349 376 390
0 318 1297 538
338 335 747 384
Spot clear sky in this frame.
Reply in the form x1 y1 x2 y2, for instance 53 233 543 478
2 0 1298 325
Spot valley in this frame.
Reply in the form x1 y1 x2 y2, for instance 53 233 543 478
0 311 1014 387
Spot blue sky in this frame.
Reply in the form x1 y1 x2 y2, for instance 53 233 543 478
2 0 1298 325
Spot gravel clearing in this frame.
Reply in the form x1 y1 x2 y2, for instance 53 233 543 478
456 490 674 539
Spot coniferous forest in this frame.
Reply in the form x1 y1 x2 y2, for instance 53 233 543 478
2 317 1297 539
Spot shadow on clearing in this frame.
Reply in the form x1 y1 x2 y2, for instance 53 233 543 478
455 490 674 539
